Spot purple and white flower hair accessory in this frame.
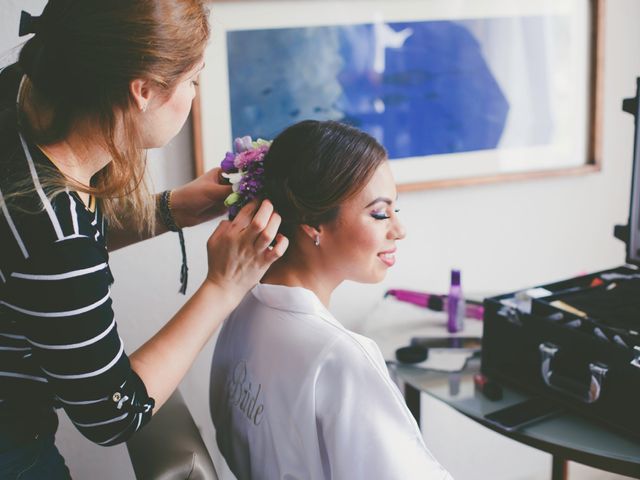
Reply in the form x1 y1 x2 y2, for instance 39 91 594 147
220 136 271 220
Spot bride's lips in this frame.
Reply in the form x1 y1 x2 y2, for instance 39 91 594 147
378 248 396 267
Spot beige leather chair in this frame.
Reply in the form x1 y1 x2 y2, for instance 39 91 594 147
126 389 218 480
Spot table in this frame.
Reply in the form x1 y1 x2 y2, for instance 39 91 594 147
359 297 640 480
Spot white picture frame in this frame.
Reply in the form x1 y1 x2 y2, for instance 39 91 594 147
193 0 603 191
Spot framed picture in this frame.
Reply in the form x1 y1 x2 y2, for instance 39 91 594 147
192 0 603 191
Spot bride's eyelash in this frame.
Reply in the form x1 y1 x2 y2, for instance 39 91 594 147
191 80 200 86
371 208 400 220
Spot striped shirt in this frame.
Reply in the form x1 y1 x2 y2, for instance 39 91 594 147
0 64 154 446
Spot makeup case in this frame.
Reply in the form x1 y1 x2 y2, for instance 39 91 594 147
481 79 640 439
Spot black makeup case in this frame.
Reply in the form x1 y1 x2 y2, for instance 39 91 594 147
481 79 640 439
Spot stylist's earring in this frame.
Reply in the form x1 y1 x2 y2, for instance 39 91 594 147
140 103 147 113
314 235 320 247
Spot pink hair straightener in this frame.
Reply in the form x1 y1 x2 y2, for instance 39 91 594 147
384 289 484 320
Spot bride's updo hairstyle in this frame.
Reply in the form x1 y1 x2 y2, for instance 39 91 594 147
263 120 387 238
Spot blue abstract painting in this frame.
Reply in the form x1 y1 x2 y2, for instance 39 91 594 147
227 17 555 160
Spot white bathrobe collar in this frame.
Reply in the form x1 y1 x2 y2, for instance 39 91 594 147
251 283 337 324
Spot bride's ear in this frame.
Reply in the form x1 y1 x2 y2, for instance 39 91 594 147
300 224 322 247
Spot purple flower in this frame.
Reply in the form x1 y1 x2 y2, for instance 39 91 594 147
221 152 236 173
234 146 268 170
234 136 253 153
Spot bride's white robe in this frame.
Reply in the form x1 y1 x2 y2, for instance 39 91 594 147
210 283 453 480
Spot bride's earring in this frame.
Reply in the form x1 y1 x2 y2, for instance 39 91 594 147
314 235 320 247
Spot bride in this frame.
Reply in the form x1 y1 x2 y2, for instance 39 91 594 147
210 120 452 480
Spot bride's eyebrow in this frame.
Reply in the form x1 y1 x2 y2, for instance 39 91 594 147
364 197 392 208
364 193 399 208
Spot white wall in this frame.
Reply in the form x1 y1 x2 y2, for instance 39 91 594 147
2 1 639 479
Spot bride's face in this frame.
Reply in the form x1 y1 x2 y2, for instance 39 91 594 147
321 161 406 283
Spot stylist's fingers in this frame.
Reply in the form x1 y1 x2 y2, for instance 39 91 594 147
254 209 282 251
265 233 289 262
207 167 224 184
231 200 260 231
245 199 274 238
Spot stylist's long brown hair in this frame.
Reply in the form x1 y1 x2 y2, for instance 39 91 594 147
16 0 209 233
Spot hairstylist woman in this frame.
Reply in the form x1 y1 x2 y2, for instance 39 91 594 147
0 1 288 477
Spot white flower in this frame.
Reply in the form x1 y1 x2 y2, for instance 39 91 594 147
222 171 247 193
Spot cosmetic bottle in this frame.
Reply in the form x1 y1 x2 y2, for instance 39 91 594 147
447 269 465 333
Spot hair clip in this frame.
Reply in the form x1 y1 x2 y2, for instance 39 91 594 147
19 11 41 37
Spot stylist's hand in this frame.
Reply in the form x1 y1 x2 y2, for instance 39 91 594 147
169 167 231 228
205 199 289 298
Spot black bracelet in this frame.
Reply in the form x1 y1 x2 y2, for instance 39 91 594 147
158 190 180 232
158 190 188 294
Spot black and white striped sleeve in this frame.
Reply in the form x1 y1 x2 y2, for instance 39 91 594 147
1 235 155 446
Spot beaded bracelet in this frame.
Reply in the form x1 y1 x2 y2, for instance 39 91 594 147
158 190 188 294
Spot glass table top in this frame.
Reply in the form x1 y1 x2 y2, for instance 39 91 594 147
394 358 640 472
